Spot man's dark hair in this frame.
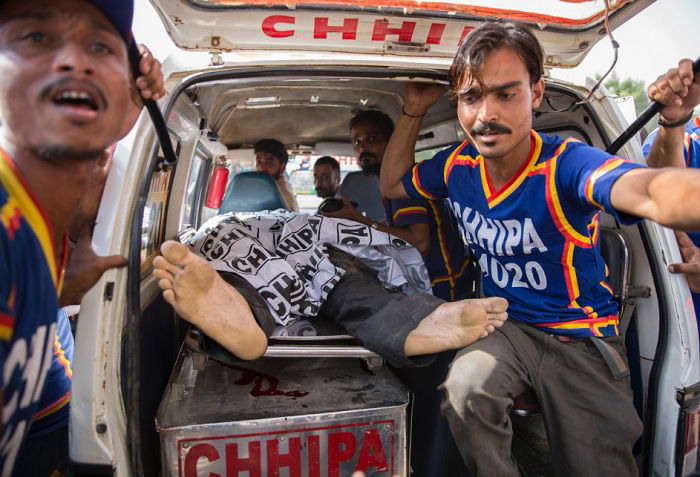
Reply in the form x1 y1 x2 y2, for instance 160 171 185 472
314 156 340 176
349 110 395 139
448 22 544 95
254 138 288 164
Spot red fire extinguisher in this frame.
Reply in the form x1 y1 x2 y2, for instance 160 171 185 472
205 157 229 209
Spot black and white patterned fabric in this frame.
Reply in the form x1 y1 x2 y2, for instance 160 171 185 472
185 211 431 325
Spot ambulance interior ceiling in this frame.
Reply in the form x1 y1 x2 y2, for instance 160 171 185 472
185 76 596 150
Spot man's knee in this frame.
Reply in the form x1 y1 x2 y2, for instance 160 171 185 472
441 348 505 420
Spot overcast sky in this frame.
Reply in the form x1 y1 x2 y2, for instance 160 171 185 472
134 0 699 89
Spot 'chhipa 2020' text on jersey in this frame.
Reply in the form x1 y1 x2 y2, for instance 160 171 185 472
403 131 644 338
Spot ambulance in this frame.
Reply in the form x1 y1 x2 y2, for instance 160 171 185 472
69 0 700 475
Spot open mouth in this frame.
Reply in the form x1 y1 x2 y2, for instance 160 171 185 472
52 89 99 112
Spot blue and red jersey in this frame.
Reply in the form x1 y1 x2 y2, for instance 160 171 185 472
0 150 67 473
383 196 471 301
643 116 700 325
28 308 74 438
402 131 644 338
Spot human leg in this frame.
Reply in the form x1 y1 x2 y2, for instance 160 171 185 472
154 240 268 360
322 248 507 366
526 328 643 476
440 320 539 477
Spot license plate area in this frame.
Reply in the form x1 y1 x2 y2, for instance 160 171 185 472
157 348 408 476
175 417 401 476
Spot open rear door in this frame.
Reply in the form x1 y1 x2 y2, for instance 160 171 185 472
149 0 654 67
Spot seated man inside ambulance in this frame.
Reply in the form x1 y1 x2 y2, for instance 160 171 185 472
153 211 508 365
254 138 299 212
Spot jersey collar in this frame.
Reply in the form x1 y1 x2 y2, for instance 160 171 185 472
480 130 542 208
0 149 67 293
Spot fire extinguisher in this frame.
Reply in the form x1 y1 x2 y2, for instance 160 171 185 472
205 157 230 209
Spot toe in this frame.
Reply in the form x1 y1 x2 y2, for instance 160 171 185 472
158 277 173 292
487 311 508 323
483 296 508 313
153 256 180 276
154 267 174 282
160 240 195 266
162 288 176 306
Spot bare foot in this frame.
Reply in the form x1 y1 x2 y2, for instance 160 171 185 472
404 297 508 356
153 240 267 360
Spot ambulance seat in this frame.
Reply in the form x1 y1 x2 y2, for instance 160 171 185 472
219 171 288 214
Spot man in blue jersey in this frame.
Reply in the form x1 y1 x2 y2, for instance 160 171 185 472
643 112 700 325
380 22 700 476
0 1 165 475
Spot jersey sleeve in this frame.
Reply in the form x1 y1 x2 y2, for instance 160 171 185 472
557 141 646 225
401 146 455 200
0 227 14 390
387 197 429 228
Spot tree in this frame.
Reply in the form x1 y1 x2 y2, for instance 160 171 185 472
596 72 651 132
598 72 650 115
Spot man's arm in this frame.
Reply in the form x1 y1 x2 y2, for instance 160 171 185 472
322 197 431 254
118 45 166 140
644 125 688 168
644 58 698 168
610 167 700 230
380 83 446 199
611 58 700 229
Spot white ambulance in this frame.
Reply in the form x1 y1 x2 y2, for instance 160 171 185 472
70 0 700 475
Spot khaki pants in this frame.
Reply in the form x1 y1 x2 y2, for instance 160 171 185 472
441 320 643 477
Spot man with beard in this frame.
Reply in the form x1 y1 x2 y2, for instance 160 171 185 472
380 21 700 475
313 155 341 199
337 112 387 222
0 1 164 474
329 110 474 302
254 138 299 211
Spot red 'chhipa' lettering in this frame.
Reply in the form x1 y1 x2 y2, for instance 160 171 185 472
262 15 295 38
226 441 261 477
371 19 416 42
356 428 389 471
314 17 358 40
184 443 220 477
308 434 321 477
267 437 302 477
328 431 357 477
459 26 475 44
426 23 446 45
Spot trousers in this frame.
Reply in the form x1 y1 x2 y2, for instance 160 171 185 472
224 246 445 367
441 319 643 477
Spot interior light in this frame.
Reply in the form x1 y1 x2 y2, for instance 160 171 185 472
246 96 280 104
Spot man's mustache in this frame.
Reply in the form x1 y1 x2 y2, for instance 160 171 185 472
359 152 376 162
39 77 108 109
471 121 512 136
